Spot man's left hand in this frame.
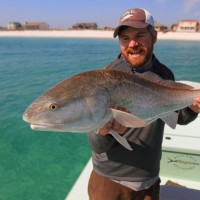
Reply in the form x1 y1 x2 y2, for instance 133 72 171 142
189 97 200 113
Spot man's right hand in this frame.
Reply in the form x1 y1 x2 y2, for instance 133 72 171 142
99 120 127 135
98 107 128 136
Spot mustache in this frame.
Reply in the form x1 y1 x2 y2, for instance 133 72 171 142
128 47 144 54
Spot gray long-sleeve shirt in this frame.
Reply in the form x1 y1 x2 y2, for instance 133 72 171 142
88 55 198 182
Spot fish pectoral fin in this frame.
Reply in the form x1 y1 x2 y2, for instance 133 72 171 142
111 109 147 128
109 129 133 151
160 112 179 129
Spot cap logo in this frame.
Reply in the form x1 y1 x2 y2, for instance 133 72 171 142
121 14 134 22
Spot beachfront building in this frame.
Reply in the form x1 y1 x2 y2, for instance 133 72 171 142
176 20 199 32
7 22 23 30
72 23 98 30
171 23 179 31
197 24 200 32
24 22 49 30
102 26 114 30
154 21 168 32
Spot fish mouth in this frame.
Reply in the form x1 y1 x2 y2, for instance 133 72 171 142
30 123 64 131
22 113 30 123
23 113 64 131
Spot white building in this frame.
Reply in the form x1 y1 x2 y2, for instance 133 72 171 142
24 22 49 30
7 22 22 30
177 20 198 32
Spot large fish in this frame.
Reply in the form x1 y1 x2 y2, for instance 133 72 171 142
23 69 200 150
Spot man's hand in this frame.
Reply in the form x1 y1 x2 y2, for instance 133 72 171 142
189 97 200 113
98 107 128 136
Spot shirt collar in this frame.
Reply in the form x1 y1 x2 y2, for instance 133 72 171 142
120 54 154 74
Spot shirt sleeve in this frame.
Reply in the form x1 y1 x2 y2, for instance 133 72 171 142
178 107 198 125
88 130 116 154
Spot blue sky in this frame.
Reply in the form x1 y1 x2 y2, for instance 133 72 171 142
1 0 200 28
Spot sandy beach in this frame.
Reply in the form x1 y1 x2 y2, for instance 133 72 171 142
0 30 200 41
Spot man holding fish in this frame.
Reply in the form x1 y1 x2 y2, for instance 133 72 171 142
22 7 200 200
88 8 200 200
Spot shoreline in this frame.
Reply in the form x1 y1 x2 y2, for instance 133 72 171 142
0 30 200 41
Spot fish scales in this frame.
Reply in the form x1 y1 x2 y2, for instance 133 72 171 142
23 69 200 133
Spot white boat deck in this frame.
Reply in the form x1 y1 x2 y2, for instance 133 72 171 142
66 116 200 200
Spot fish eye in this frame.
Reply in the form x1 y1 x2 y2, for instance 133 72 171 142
49 103 58 110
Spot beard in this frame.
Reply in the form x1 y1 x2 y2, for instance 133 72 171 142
122 44 154 68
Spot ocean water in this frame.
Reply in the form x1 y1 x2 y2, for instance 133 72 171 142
1 37 200 200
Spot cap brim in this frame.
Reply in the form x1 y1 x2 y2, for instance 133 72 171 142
113 21 149 38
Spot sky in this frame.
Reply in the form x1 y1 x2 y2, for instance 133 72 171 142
1 0 200 29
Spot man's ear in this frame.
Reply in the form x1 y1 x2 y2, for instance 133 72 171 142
153 31 157 44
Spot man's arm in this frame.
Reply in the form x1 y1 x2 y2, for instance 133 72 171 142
88 115 127 154
178 97 200 125
88 130 116 154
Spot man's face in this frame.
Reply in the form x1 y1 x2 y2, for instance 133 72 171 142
119 26 157 68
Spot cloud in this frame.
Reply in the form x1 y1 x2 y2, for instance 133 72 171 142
183 0 200 13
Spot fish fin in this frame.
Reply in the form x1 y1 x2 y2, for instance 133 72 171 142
111 109 147 128
139 72 194 90
178 80 200 90
109 129 133 151
160 112 179 129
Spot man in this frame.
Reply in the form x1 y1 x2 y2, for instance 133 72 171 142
88 8 200 200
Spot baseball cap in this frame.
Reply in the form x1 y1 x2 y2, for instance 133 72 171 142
113 8 155 38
